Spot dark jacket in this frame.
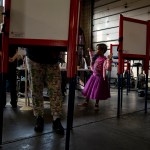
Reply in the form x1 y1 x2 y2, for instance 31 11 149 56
26 46 67 64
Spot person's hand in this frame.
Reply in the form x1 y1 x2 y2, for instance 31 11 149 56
108 53 113 59
9 57 15 62
9 51 18 62
87 48 92 52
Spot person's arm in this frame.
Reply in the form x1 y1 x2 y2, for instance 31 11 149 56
87 48 93 62
9 50 18 62
103 54 113 80
87 48 94 71
108 53 113 60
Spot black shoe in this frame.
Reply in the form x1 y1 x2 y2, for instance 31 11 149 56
34 116 44 132
53 118 64 135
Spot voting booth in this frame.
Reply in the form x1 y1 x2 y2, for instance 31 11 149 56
118 15 149 74
117 15 150 116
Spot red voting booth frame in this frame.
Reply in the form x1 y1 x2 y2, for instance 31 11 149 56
1 0 80 78
117 15 150 117
118 15 150 75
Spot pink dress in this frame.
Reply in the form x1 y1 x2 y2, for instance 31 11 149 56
82 56 111 100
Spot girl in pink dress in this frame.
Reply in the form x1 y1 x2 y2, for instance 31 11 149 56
78 43 112 110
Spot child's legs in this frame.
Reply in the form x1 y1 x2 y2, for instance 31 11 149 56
95 99 99 105
94 99 100 110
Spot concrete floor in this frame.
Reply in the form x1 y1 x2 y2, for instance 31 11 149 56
1 88 150 150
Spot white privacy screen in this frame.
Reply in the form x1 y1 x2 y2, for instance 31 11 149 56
123 20 147 55
9 0 70 40
112 45 118 57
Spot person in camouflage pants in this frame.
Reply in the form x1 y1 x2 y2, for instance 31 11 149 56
26 46 65 135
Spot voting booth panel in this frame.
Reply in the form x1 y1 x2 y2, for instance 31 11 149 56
110 44 118 60
110 44 119 79
9 0 70 46
122 21 147 56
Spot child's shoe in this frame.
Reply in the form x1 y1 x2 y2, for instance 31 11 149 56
94 104 99 111
77 101 88 107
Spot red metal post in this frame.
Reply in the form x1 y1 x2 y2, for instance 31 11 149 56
67 0 80 78
118 14 123 75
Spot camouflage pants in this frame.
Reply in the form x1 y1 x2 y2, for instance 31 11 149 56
27 58 63 117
